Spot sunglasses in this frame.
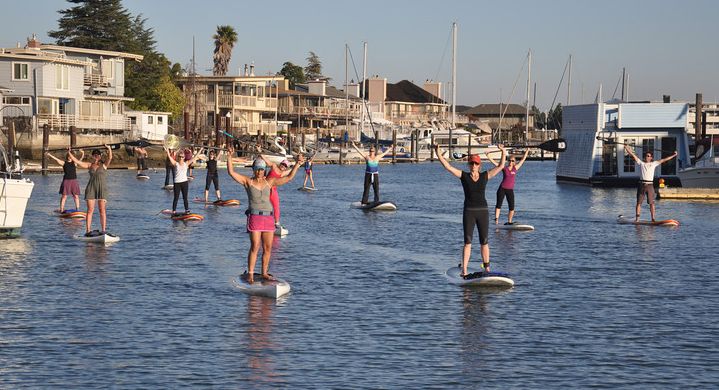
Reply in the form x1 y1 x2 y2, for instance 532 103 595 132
510 159 516 162
469 161 480 165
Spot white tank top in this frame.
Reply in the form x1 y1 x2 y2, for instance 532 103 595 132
638 161 660 182
174 161 188 183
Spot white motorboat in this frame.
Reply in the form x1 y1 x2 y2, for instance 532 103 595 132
0 144 34 237
678 136 719 188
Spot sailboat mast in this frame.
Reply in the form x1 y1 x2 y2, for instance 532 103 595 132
526 49 531 142
451 22 457 128
345 44 349 141
567 54 572 105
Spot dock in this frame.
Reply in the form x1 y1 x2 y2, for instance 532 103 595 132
658 188 719 200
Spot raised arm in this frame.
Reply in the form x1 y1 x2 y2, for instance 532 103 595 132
104 144 113 167
434 144 462 178
260 154 279 173
79 150 85 161
485 152 499 167
226 146 250 186
515 148 530 170
624 145 641 164
351 142 368 160
46 152 65 166
271 155 305 186
487 146 506 179
165 147 177 166
658 151 678 164
189 148 203 165
377 144 394 159
67 148 91 169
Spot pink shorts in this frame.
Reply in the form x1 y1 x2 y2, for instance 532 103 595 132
246 214 275 232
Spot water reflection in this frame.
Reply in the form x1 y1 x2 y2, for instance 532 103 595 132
244 296 284 386
83 242 111 271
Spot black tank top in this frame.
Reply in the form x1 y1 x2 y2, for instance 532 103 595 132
460 171 488 209
63 161 77 180
207 159 217 175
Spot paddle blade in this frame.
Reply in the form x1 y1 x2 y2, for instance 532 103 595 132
125 139 153 148
537 138 567 152
164 134 188 150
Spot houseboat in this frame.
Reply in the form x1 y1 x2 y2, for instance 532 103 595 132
556 102 691 187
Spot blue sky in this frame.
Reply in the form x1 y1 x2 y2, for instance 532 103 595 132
2 0 718 109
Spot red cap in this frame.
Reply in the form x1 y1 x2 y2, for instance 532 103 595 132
468 154 481 164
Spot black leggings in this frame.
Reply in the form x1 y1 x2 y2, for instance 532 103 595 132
362 172 379 204
205 174 219 191
173 181 189 211
164 166 175 186
463 208 489 245
495 187 515 211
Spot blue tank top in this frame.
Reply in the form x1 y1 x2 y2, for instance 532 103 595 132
366 160 379 174
304 161 312 170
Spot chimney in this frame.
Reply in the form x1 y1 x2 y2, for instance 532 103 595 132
249 61 255 77
346 81 360 97
662 95 670 103
695 93 703 142
367 76 387 104
423 80 442 100
26 33 41 49
277 79 289 92
308 79 327 96
243 64 248 76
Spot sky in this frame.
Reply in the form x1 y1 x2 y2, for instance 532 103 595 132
1 0 718 110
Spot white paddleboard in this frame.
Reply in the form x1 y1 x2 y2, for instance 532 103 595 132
350 201 397 211
617 215 679 227
232 273 290 299
275 225 289 236
298 186 318 192
445 266 514 288
162 185 174 190
136 174 150 180
495 223 534 231
74 231 120 244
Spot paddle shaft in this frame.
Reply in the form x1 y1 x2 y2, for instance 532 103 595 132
48 140 151 152
596 137 678 154
485 138 567 153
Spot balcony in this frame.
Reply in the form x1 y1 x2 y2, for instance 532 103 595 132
83 74 110 87
230 122 278 135
217 94 277 111
37 114 130 132
278 105 360 118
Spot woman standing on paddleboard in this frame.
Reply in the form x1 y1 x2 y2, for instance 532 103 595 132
261 156 290 228
435 144 506 277
487 149 529 225
203 149 222 202
165 146 201 215
226 146 304 284
351 142 394 205
302 153 316 189
46 149 84 212
68 145 113 236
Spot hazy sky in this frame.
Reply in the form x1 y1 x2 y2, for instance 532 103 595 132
2 0 718 109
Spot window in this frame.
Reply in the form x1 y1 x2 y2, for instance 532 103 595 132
148 116 154 124
3 96 31 105
129 117 137 125
37 98 58 115
80 101 102 117
12 63 29 80
623 138 636 172
55 65 69 90
110 102 122 115
157 116 164 124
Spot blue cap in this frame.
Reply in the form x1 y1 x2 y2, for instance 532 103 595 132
252 158 266 171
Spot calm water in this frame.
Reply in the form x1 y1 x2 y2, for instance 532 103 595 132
1 162 719 389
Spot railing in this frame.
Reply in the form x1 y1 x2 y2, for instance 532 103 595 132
37 114 130 131
83 74 109 87
217 94 277 110
278 106 361 117
229 123 278 135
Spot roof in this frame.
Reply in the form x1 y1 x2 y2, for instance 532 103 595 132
0 85 13 93
455 105 472 113
177 75 284 83
362 79 446 104
464 103 528 116
0 50 94 66
39 44 144 61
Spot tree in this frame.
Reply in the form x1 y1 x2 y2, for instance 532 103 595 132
49 0 135 51
530 105 546 129
212 25 237 76
547 103 563 131
305 51 323 80
279 61 306 87
152 74 185 118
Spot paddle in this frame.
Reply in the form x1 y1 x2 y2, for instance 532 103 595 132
485 138 567 154
163 134 225 151
49 139 152 152
595 137 677 154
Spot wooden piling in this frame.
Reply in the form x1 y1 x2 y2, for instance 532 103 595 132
8 122 16 165
339 141 343 165
392 129 397 164
414 129 420 163
430 134 435 161
215 114 221 147
42 124 49 175
183 112 190 140
695 93 703 143
467 133 472 158
69 125 77 149
410 131 415 162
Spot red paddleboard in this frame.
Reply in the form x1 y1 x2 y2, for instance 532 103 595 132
617 215 679 227
171 213 204 221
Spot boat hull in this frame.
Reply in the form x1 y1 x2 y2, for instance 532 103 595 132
0 178 34 236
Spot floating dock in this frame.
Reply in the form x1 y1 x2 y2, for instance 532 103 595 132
658 188 719 200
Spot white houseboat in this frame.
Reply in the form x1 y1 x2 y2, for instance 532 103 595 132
556 102 691 186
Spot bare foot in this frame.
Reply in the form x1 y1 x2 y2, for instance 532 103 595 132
241 272 254 284
261 273 276 281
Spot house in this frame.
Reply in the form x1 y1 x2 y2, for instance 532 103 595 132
361 77 448 127
176 69 282 138
463 103 534 132
688 102 719 137
0 35 142 134
126 111 170 141
556 102 691 186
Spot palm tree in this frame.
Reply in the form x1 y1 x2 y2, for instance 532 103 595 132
212 25 237 76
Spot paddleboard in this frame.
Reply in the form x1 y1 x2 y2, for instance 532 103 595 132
445 266 514 288
495 222 534 231
136 174 150 180
188 176 195 181
275 225 289 236
350 201 397 211
162 185 174 191
232 272 290 299
192 198 241 206
171 213 204 221
74 231 120 244
298 186 318 192
617 215 679 227
192 198 213 204
55 209 87 219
